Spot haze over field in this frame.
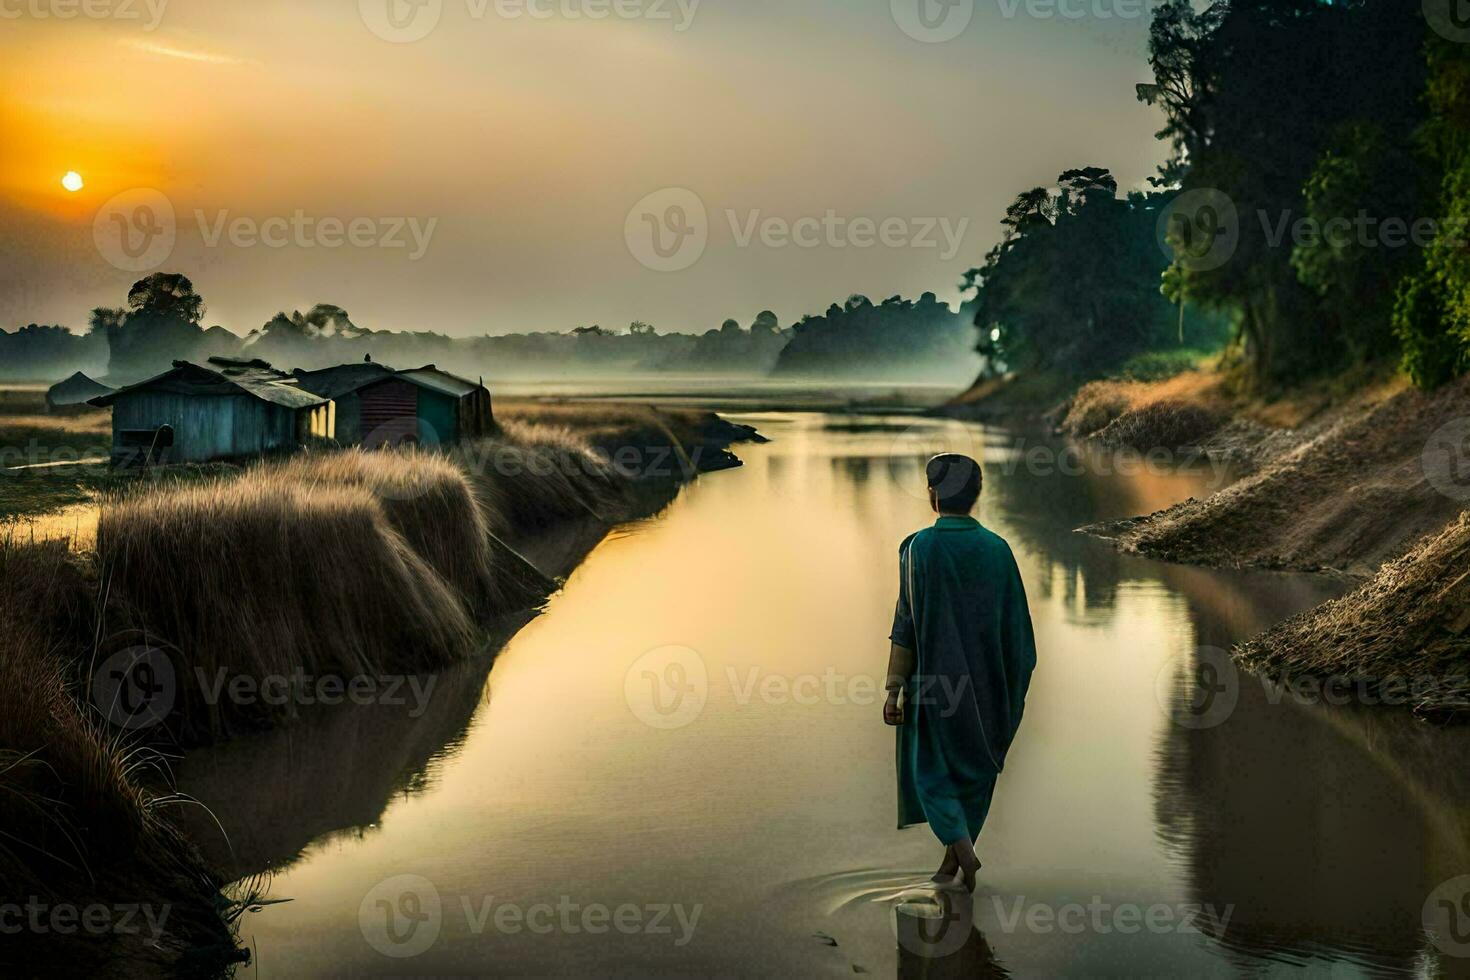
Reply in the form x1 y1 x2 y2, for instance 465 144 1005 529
2 0 1165 337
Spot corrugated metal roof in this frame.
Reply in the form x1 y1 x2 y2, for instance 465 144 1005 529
397 365 481 398
90 361 328 410
295 362 485 400
292 362 396 399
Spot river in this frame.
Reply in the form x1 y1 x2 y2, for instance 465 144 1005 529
176 410 1470 977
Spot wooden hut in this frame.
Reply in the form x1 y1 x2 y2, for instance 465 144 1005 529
90 357 334 466
293 362 493 447
45 372 113 413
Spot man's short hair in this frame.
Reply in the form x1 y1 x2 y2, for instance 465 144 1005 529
926 453 982 513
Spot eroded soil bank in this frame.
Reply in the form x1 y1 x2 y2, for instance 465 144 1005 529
944 368 1470 721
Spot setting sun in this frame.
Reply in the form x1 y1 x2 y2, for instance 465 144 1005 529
60 170 83 192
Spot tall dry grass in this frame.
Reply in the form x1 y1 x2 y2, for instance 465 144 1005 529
275 449 505 614
453 418 624 532
97 465 479 739
0 575 244 974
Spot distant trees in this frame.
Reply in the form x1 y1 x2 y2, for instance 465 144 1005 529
772 293 975 381
0 324 107 382
93 273 236 380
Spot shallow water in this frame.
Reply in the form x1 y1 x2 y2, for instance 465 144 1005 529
178 412 1470 977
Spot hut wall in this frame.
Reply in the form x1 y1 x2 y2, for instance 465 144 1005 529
333 391 364 443
113 392 298 462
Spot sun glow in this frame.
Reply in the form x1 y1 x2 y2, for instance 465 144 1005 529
61 171 84 192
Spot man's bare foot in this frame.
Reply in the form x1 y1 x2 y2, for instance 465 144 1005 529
948 838 981 893
929 847 959 883
956 853 981 893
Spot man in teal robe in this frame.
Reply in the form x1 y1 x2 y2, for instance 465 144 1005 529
883 453 1037 891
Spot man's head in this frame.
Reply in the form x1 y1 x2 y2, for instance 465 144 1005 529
926 453 982 515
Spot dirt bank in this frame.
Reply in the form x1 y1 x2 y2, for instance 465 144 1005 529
1237 512 1470 720
1079 373 1470 577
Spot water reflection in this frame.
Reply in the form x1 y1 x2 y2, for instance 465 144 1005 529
169 412 1467 977
1156 659 1470 977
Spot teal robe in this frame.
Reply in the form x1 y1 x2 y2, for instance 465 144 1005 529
890 516 1037 845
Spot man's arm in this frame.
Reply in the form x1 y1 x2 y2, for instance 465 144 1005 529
883 642 915 725
885 537 918 726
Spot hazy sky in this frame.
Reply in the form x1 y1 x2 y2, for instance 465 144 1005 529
1 0 1168 337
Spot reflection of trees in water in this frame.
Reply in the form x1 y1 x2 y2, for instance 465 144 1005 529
833 455 873 489
1153 661 1470 976
172 614 532 881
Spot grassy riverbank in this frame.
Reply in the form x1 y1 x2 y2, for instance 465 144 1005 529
0 401 759 975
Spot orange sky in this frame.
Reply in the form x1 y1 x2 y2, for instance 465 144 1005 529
1 0 1169 336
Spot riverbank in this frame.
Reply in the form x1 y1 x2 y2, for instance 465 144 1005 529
943 365 1470 721
0 402 760 976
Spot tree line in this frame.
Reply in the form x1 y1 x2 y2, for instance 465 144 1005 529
968 0 1470 391
1 273 976 384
